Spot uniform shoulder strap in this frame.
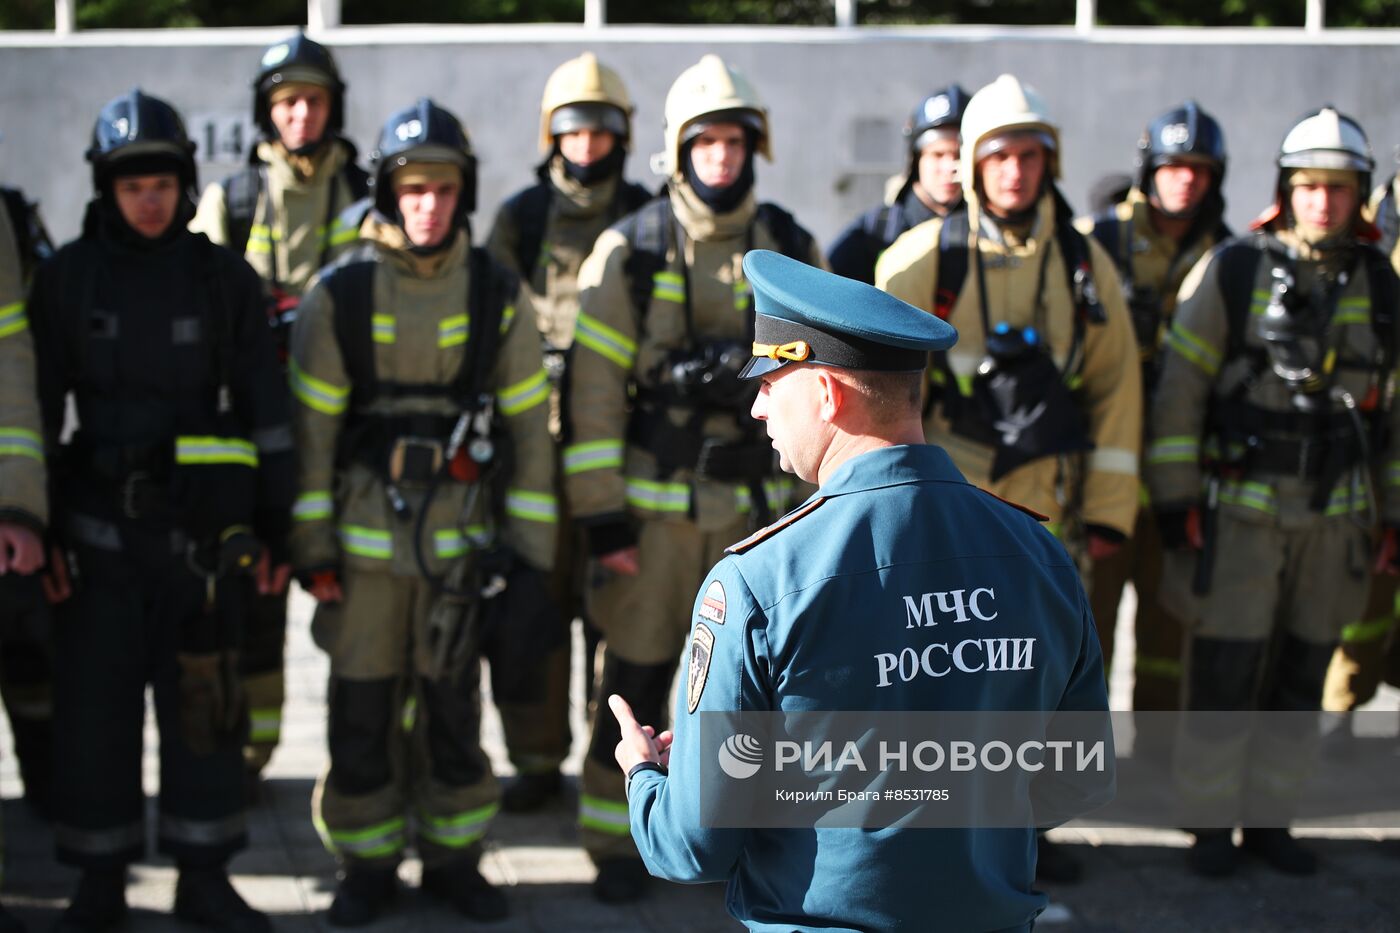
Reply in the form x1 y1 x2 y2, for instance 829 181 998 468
725 496 828 554
1213 237 1265 359
934 209 970 318
976 486 1049 522
221 165 263 257
755 202 815 262
1052 193 1106 325
504 183 553 282
461 247 516 402
323 252 379 408
618 195 673 322
1361 242 1398 370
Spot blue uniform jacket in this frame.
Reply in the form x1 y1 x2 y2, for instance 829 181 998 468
626 444 1112 932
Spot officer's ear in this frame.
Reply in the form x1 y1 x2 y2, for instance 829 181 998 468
814 368 846 425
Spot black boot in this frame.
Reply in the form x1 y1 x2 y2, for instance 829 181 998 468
1188 829 1239 878
591 858 650 904
501 770 562 813
1 901 26 933
326 867 398 928
172 866 270 933
420 855 507 922
1034 835 1083 884
54 868 127 933
1241 828 1318 875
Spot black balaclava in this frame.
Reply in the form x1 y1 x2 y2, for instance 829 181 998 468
560 143 626 187
681 127 757 214
95 154 194 250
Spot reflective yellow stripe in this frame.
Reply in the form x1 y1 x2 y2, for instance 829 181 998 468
506 489 558 523
1220 480 1277 515
1340 616 1394 644
289 358 350 415
735 478 796 514
499 304 516 335
497 368 549 416
734 280 752 312
626 478 690 513
1147 435 1199 466
0 301 26 339
325 217 361 247
418 803 499 848
372 314 396 345
321 816 406 858
438 314 469 349
338 524 393 559
1325 485 1369 517
0 427 43 462
563 439 623 475
1164 321 1221 376
293 491 333 522
1135 655 1182 680
579 794 631 835
575 313 636 368
249 707 281 742
246 223 279 255
1385 460 1400 487
175 436 258 467
1334 297 1371 326
652 271 685 303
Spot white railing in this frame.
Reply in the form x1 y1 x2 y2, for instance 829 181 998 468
44 0 1332 35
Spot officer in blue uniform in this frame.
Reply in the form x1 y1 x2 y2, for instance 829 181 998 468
610 250 1113 932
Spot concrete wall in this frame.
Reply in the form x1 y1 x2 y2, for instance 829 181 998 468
3 26 1399 247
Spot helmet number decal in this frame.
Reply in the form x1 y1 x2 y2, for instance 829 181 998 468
1160 122 1190 147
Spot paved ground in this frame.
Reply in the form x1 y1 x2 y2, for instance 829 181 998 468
2 587 1398 932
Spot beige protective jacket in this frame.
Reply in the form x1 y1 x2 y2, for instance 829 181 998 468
564 181 824 536
1146 225 1400 527
191 139 364 297
289 217 556 577
0 195 46 529
877 191 1143 537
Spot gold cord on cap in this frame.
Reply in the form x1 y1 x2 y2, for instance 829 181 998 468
752 340 811 362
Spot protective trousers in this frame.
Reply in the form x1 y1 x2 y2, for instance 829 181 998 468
240 589 287 773
52 538 248 869
1165 512 1368 826
0 574 54 815
1324 571 1400 711
493 469 581 777
312 569 499 869
579 515 744 860
1089 507 1182 757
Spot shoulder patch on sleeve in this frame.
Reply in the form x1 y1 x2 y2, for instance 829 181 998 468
976 487 1049 522
686 623 716 714
698 579 727 625
725 496 828 555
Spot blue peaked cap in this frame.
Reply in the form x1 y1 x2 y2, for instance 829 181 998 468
738 249 958 379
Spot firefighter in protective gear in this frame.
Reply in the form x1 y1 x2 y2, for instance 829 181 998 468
28 88 292 933
878 74 1140 886
289 98 555 926
0 166 51 933
1320 172 1400 725
1146 106 1400 878
566 53 824 903
1 174 56 828
485 52 652 814
828 84 969 284
1076 101 1231 747
190 32 369 789
877 74 1141 569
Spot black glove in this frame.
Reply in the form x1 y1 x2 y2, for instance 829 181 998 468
582 516 638 558
1155 507 1199 551
254 507 292 567
479 556 564 704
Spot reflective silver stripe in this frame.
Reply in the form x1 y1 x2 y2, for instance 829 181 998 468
54 821 145 855
1089 447 1139 476
171 317 202 345
68 512 123 551
253 423 295 454
157 811 248 846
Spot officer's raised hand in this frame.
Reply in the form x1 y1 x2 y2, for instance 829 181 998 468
609 693 673 771
0 522 44 576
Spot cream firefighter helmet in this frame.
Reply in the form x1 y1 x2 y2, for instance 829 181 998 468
657 53 771 178
537 51 633 154
958 74 1059 198
1277 106 1373 178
